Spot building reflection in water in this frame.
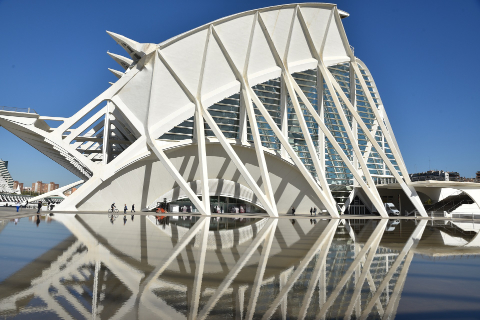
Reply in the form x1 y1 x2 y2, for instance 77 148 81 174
1 214 480 319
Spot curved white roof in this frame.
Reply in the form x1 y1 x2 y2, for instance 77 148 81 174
107 3 353 140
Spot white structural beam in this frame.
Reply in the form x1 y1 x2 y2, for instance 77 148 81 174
30 180 84 202
282 73 336 209
290 77 388 217
145 52 208 215
351 63 409 181
245 220 277 320
249 89 339 217
194 104 211 214
197 219 277 320
194 26 212 215
201 106 277 217
254 11 339 216
241 87 278 212
343 231 384 320
157 30 277 216
102 103 111 164
138 217 208 304
148 139 208 215
359 220 427 320
314 64 388 217
297 228 336 320
381 251 415 320
107 51 133 70
323 65 427 217
315 219 388 319
261 220 339 320
211 25 278 215
290 8 389 217
188 217 210 320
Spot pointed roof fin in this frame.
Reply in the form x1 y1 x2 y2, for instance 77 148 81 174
107 52 133 70
106 31 143 62
109 82 115 86
108 68 124 79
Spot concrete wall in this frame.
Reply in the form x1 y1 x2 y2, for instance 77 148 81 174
77 143 326 214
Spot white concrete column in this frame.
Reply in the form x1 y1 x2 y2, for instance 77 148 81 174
238 90 248 145
350 62 358 184
102 102 111 164
316 68 325 172
280 76 288 159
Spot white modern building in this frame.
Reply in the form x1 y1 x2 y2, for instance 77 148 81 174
0 3 479 217
0 160 14 194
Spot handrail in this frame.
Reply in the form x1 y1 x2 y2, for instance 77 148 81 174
0 106 37 114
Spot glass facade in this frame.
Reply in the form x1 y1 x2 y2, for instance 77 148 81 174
159 62 398 206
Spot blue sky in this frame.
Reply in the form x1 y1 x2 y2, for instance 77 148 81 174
0 0 479 186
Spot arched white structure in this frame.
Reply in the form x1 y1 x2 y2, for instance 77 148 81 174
29 180 84 202
2 3 476 217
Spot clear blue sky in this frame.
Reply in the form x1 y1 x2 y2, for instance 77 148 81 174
1 0 479 186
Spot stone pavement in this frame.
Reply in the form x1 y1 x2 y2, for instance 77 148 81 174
0 206 38 220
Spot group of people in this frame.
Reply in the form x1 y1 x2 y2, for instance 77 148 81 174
290 206 320 216
13 200 31 212
110 203 135 213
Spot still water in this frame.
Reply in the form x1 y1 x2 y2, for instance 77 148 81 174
1 214 480 319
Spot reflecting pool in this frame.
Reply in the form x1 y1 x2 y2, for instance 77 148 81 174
1 214 480 319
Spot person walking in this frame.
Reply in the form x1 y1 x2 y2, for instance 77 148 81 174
124 204 127 214
37 201 42 214
310 207 313 216
291 206 296 215
131 204 135 213
16 201 20 212
313 207 317 216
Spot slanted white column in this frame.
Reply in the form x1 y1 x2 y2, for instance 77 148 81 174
279 76 289 159
359 220 427 320
241 87 278 213
315 220 388 318
245 221 277 320
102 102 111 164
297 229 336 320
316 68 326 174
92 260 101 320
188 217 210 320
283 73 336 210
349 62 358 185
343 233 383 320
261 220 339 320
197 219 277 320
238 91 248 145
194 104 211 214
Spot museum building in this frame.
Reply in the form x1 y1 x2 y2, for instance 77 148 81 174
0 3 479 217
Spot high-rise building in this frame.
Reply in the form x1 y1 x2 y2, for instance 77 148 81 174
32 181 59 194
32 181 42 193
13 181 24 192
